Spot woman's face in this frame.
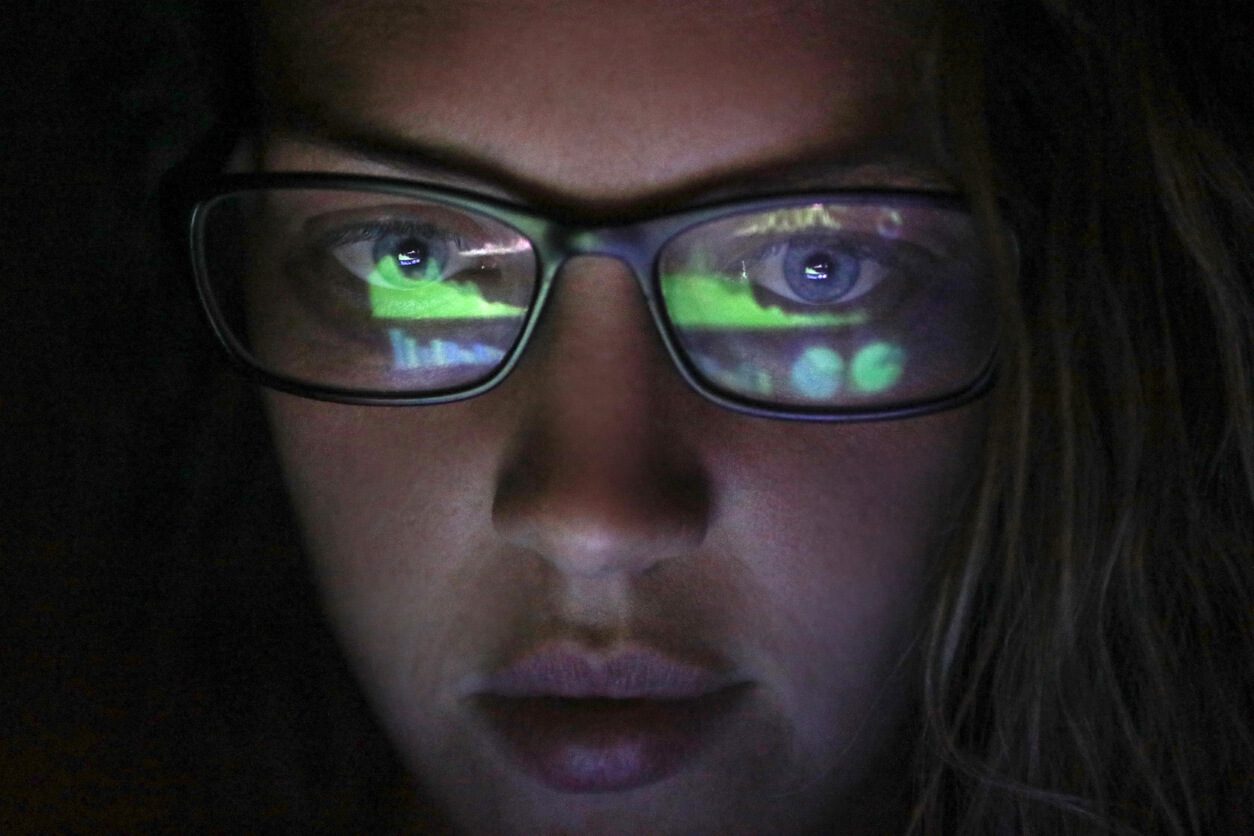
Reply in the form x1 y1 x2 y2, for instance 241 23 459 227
255 1 986 832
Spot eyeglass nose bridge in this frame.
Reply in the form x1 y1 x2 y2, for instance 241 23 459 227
530 222 682 301
510 222 696 397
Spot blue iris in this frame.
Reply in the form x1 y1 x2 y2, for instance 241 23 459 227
372 233 447 280
782 243 859 303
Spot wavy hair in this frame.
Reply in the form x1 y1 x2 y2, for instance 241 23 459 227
907 2 1254 832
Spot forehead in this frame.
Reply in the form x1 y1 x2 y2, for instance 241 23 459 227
255 0 943 207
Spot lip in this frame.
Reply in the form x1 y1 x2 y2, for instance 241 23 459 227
467 643 753 792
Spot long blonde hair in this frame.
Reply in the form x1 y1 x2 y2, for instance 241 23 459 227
908 2 1254 832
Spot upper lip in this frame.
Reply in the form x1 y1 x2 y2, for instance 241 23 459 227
468 642 739 700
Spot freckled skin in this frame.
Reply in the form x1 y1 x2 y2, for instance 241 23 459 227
254 1 989 832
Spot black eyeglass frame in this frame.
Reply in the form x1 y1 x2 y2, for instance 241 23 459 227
186 171 1003 422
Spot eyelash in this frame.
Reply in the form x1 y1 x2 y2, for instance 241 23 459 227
318 218 470 251
749 232 908 269
723 232 914 307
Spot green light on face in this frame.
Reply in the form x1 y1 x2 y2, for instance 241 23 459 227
368 257 525 320
850 341 906 393
661 272 867 329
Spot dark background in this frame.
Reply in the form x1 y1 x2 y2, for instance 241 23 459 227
1 5 409 830
2 2 229 825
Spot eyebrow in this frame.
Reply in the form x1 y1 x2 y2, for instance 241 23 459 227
267 122 520 197
260 110 961 217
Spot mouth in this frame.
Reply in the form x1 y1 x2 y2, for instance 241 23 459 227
466 643 753 793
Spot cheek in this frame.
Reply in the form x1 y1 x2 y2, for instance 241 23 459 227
712 406 986 756
265 384 987 815
261 395 506 709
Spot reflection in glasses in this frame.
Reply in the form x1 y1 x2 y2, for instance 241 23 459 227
192 180 998 417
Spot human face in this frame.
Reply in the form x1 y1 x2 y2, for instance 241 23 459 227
252 1 987 833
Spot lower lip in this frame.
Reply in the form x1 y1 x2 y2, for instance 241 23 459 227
473 684 752 793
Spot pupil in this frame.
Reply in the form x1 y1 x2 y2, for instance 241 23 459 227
803 254 833 283
395 237 428 273
783 244 858 302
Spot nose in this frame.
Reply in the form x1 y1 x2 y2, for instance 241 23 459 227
490 256 710 578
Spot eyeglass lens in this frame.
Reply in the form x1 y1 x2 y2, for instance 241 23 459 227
196 189 996 408
200 189 539 394
657 202 994 407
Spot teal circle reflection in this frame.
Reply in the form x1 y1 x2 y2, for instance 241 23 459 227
791 346 845 399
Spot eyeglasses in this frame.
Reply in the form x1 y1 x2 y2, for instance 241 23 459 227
186 172 1002 421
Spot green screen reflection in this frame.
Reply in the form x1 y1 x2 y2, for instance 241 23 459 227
659 271 907 401
362 258 907 398
708 341 908 401
368 257 524 320
850 342 905 393
660 272 867 329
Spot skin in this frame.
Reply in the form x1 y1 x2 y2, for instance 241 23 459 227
251 1 989 832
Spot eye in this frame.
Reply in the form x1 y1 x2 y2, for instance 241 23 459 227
328 222 461 289
746 235 890 305
380 234 439 279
